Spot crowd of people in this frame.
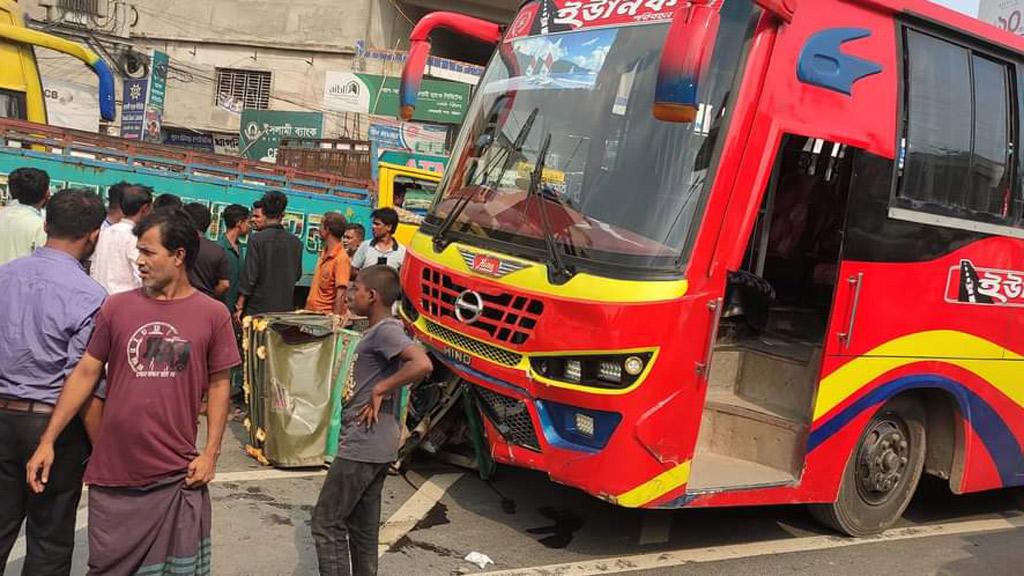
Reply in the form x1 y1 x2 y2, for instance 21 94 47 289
0 169 430 576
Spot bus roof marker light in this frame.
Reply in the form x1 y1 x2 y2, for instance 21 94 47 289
653 1 721 123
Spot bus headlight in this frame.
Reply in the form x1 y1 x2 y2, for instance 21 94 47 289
574 412 595 437
565 360 583 383
530 352 653 390
623 356 645 377
596 360 622 383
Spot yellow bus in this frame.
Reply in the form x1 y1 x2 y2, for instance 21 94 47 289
0 0 114 123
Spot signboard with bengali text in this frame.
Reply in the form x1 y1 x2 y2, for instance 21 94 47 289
323 72 469 124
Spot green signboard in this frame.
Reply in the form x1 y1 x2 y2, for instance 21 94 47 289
143 50 169 143
147 51 169 111
323 72 470 124
239 110 323 163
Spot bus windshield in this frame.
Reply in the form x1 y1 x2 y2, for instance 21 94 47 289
427 0 757 275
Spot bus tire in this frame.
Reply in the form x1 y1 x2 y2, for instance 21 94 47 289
809 396 926 537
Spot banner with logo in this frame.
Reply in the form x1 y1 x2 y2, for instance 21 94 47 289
120 78 149 140
42 77 100 132
323 72 469 124
143 50 169 143
323 72 371 114
369 117 448 156
239 110 323 163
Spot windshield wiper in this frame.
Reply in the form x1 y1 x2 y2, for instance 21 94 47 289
433 108 540 252
528 132 574 284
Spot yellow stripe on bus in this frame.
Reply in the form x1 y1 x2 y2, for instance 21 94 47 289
613 461 691 508
409 231 689 303
813 330 1024 421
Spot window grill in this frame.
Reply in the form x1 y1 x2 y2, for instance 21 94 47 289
58 0 101 15
215 68 272 111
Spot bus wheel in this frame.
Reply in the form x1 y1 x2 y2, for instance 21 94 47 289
810 396 926 537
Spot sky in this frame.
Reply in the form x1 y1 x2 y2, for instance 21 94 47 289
932 0 981 16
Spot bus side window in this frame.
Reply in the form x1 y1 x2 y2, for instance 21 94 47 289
0 89 27 120
897 29 1014 226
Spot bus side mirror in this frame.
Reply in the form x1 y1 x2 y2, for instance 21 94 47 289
653 1 721 123
754 0 797 23
92 58 116 121
0 22 116 121
399 12 503 121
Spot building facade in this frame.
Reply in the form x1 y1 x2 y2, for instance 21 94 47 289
20 0 517 153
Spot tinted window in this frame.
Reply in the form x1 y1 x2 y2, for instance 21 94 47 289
900 30 1014 224
971 55 1011 217
0 89 26 120
902 32 972 210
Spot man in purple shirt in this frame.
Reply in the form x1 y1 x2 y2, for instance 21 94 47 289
0 188 107 575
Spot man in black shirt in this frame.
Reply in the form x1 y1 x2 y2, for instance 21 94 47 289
234 191 302 322
183 203 230 299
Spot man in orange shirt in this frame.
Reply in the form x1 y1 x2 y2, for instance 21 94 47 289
305 212 351 317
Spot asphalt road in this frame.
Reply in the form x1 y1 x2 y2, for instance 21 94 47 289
6 418 1024 575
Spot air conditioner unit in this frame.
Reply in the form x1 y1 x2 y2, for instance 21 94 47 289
37 0 109 21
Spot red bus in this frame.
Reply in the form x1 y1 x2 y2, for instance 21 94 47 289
396 0 1024 536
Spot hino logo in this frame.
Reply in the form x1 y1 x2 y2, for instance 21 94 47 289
454 290 484 324
443 346 471 366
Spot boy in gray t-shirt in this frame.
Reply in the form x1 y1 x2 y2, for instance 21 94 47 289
311 265 431 576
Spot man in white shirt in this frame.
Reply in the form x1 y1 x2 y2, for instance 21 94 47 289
0 168 50 265
90 184 154 294
351 208 406 272
101 182 127 231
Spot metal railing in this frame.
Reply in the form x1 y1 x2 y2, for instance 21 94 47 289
0 119 375 201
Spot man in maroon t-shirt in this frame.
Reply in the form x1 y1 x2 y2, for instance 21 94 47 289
27 208 240 575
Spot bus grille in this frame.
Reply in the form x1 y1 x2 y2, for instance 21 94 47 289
423 319 523 367
420 267 543 345
474 386 540 452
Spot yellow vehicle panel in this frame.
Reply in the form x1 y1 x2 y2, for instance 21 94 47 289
0 0 45 122
377 161 443 246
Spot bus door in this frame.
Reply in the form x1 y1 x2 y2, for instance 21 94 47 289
377 161 442 246
691 134 854 493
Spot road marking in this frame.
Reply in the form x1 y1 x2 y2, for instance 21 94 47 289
6 468 326 566
378 473 464 557
637 512 673 546
213 468 327 484
7 505 89 564
478 514 1024 575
